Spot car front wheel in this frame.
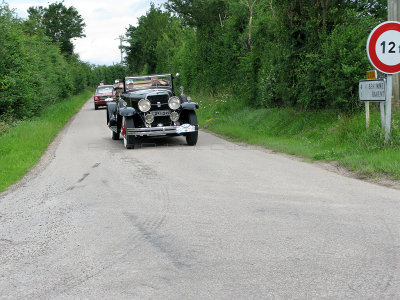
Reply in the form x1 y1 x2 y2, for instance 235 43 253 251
111 130 119 140
122 116 136 149
186 111 198 146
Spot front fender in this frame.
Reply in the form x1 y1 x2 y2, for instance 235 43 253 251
119 107 136 117
107 102 117 124
181 102 199 110
107 102 117 112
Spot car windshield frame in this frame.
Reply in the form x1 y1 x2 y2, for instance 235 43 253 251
124 74 172 92
96 85 114 95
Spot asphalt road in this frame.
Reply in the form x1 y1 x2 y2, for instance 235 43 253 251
1 98 400 299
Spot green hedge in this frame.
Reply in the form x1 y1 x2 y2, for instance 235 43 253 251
124 1 386 113
0 3 128 124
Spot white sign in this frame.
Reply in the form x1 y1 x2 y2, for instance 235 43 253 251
359 79 386 101
367 21 400 74
376 30 400 65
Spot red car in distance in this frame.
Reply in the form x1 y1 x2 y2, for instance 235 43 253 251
94 85 114 110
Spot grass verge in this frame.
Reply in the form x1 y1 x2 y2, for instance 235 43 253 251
0 88 93 193
195 93 400 180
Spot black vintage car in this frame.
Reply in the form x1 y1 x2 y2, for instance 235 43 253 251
106 74 199 149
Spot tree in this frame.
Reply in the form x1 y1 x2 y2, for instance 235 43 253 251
124 4 171 74
27 1 85 55
166 0 227 28
122 0 386 112
238 0 259 51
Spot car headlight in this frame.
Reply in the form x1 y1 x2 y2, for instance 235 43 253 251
145 113 154 124
138 99 151 112
170 111 179 122
168 96 181 110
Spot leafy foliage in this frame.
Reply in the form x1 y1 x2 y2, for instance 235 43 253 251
27 2 85 55
0 3 123 124
125 4 172 74
124 0 386 113
1 0 390 125
91 64 129 86
165 0 227 28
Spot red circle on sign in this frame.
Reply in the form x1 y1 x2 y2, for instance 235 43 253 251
367 21 400 74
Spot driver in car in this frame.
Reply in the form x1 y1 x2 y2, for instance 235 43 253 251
151 77 168 86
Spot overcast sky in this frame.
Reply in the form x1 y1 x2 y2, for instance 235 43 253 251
9 0 166 65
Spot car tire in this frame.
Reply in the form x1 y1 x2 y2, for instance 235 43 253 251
112 130 119 140
94 103 98 110
186 111 198 146
122 116 136 149
106 106 109 124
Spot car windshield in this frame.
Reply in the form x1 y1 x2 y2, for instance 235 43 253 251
96 86 113 94
125 75 172 91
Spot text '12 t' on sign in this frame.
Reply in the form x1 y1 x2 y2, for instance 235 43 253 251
367 21 400 74
359 79 386 102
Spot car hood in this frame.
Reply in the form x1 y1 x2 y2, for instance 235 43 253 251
95 93 113 97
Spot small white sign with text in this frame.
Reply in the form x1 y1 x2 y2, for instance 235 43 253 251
359 79 386 102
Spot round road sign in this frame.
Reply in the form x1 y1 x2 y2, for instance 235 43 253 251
367 21 400 74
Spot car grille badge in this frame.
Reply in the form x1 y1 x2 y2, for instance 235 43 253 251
157 102 161 107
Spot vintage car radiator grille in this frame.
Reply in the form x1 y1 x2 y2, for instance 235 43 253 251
148 94 169 110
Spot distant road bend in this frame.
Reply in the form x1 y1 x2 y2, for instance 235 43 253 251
0 98 399 299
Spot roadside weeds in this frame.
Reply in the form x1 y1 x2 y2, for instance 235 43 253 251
196 93 400 189
0 89 94 193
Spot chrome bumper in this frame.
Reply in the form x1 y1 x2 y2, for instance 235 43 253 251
127 124 198 137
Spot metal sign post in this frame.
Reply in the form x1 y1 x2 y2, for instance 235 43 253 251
385 75 392 141
380 102 385 128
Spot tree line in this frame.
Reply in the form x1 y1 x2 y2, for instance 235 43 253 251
0 2 126 122
124 0 386 112
0 0 387 123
